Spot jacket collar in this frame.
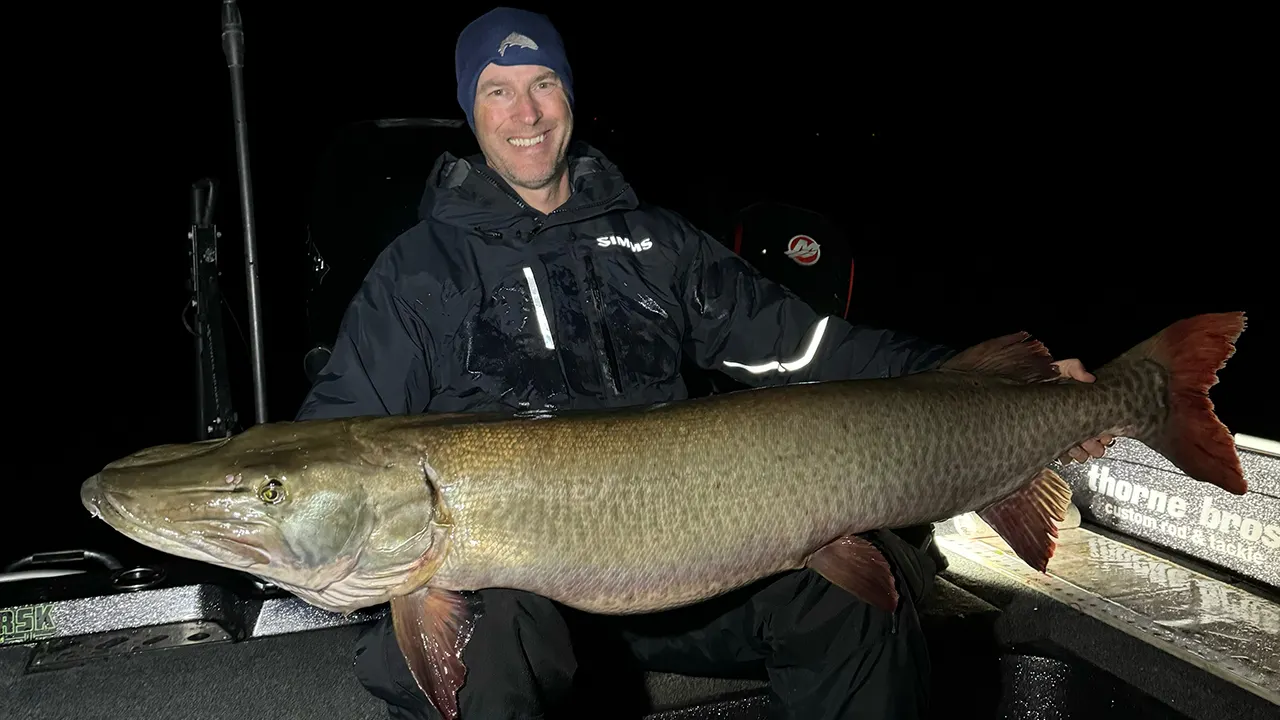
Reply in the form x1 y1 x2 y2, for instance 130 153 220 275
419 141 639 236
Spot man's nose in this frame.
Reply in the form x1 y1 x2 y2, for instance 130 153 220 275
513 92 542 125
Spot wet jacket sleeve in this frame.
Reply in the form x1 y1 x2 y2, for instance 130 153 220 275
294 257 433 421
678 224 956 385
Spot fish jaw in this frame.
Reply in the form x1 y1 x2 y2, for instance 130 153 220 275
81 472 266 571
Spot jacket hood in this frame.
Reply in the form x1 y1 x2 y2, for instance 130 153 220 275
417 141 639 237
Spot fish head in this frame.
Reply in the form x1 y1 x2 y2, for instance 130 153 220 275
80 419 443 610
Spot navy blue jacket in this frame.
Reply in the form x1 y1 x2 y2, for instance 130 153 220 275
296 142 954 421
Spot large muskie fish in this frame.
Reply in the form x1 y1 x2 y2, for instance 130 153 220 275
81 312 1248 719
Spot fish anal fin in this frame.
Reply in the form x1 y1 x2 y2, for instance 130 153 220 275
390 587 484 720
977 467 1073 572
806 534 899 613
940 331 1060 383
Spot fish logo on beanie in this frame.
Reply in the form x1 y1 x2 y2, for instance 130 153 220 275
498 32 539 56
455 8 575 131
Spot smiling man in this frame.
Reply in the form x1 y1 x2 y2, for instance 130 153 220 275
455 10 576 215
299 7 1111 719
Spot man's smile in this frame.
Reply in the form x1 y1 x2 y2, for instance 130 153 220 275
508 132 547 148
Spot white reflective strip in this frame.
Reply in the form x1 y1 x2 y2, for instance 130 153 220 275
522 266 556 350
722 316 829 375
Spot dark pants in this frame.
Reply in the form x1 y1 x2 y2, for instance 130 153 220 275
354 529 937 720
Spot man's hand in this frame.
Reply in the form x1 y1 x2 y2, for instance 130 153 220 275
1051 359 1116 465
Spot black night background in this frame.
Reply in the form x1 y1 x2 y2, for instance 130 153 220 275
5 4 1273 566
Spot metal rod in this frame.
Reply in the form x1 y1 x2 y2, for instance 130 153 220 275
221 0 268 425
190 181 209 439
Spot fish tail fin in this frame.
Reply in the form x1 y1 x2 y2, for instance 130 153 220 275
1102 311 1247 495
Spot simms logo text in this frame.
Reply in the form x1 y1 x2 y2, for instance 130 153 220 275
597 235 652 253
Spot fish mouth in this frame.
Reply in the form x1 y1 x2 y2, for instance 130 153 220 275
81 474 104 517
81 473 268 570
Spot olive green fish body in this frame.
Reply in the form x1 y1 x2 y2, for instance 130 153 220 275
401 370 1134 614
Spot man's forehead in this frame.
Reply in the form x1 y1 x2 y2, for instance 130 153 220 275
477 63 558 86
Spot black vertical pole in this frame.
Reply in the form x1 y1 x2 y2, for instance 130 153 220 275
221 0 269 425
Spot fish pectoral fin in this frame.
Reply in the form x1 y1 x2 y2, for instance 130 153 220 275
977 467 1073 572
805 535 899 613
939 331 1060 383
390 587 484 720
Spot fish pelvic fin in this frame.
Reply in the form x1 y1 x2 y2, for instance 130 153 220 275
1103 311 1247 495
806 535 900 613
977 467 1073 573
939 331 1060 383
390 587 484 720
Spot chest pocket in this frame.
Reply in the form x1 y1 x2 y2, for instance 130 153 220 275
576 226 684 398
448 263 571 412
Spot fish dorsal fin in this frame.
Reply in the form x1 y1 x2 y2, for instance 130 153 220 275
940 331 1061 383
391 587 484 720
977 467 1074 572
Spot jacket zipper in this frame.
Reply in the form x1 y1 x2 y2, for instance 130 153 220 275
474 167 532 212
581 253 623 397
473 166 629 397
544 187 628 222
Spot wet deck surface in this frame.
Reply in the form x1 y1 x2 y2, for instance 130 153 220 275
935 515 1280 715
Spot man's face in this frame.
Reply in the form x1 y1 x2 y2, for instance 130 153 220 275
473 63 573 193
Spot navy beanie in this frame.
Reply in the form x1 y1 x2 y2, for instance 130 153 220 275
455 7 575 131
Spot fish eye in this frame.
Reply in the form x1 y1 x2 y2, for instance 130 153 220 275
258 478 286 505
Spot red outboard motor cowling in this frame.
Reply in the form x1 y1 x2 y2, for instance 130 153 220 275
729 201 855 320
